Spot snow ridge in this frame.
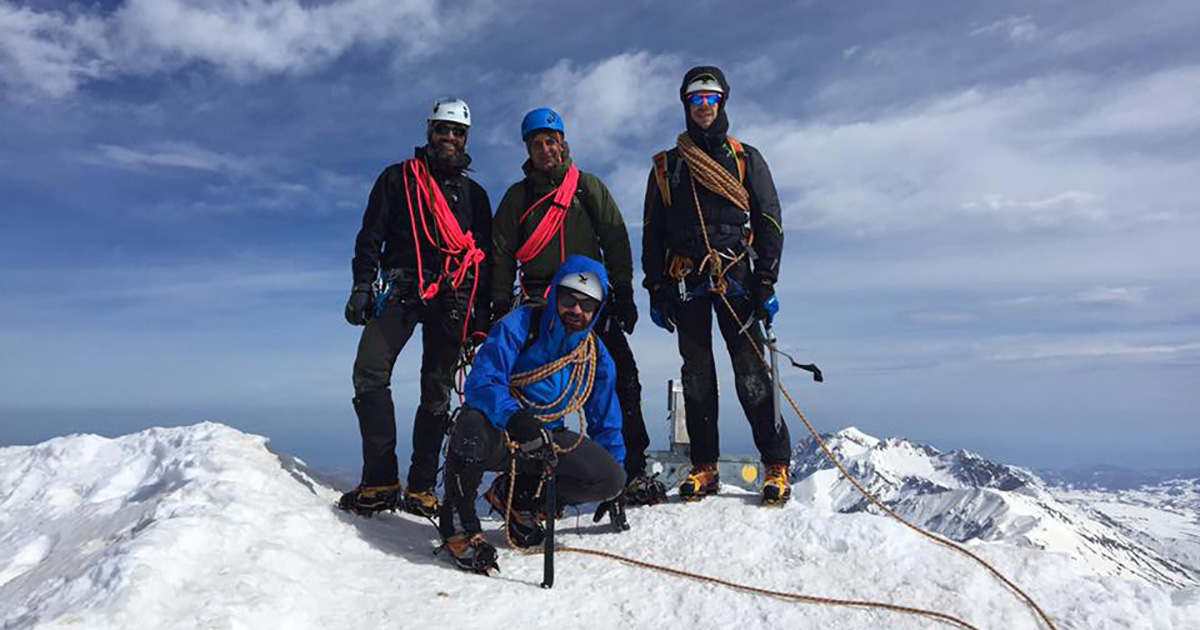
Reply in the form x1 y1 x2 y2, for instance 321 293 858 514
2 423 1198 630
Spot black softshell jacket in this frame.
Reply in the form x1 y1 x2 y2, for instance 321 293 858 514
351 147 492 293
641 140 784 290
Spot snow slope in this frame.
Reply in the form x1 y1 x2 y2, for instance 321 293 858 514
792 428 1199 589
1 423 1197 630
1053 479 1200 580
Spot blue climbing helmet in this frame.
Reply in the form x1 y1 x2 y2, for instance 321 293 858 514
521 107 565 141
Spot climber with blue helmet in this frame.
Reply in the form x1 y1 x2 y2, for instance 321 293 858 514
488 107 668 508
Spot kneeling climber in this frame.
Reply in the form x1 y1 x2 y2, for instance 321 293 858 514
437 256 629 573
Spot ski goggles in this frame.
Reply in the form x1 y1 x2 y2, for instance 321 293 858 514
430 122 468 138
686 93 723 107
557 287 601 313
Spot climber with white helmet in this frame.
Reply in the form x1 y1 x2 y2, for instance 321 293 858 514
339 96 493 519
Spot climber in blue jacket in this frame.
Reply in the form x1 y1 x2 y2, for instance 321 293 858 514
437 255 628 574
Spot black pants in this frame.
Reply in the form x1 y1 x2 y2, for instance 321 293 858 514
438 408 625 538
351 297 462 491
674 288 791 466
595 310 651 479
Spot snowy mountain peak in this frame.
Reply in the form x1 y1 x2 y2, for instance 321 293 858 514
790 427 1198 589
794 428 1038 497
832 426 879 447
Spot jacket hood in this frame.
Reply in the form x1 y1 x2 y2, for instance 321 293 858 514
680 65 730 150
539 255 609 343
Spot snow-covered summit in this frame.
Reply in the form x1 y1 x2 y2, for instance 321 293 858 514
791 427 1198 588
2 423 1197 630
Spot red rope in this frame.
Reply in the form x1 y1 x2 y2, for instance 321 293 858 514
401 158 486 345
514 165 580 268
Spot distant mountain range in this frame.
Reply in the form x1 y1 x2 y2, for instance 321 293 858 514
1038 464 1200 491
789 427 1199 588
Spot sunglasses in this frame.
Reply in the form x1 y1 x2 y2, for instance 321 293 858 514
557 288 601 313
431 123 468 138
687 93 723 107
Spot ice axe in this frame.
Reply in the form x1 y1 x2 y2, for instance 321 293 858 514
519 433 559 589
541 463 556 589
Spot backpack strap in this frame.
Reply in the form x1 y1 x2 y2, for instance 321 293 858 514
725 136 746 185
652 150 672 207
521 305 546 353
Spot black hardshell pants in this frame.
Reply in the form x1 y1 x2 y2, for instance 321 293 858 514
438 408 625 539
595 310 651 479
673 286 791 467
351 295 462 491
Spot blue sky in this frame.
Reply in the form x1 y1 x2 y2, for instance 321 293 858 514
2 0 1198 474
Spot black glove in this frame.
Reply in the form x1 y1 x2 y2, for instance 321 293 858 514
611 286 638 334
593 492 630 532
344 283 374 326
648 284 677 333
490 293 515 328
506 409 545 446
750 276 778 323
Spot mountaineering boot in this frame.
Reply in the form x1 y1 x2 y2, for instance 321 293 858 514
679 463 720 502
337 483 403 516
401 488 440 518
761 464 792 507
624 472 669 506
483 473 546 548
438 532 499 575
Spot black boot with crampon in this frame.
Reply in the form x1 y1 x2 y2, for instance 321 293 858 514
484 473 549 548
337 484 403 516
437 532 499 575
401 488 440 518
624 472 669 506
436 458 499 575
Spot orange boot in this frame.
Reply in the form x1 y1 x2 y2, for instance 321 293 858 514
679 463 720 502
761 464 792 507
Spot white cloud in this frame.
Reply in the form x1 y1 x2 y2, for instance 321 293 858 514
528 51 680 163
989 340 1200 362
0 0 494 98
1072 286 1148 307
959 190 1108 229
93 142 258 174
739 66 1200 236
0 3 112 98
969 15 1040 44
995 286 1149 309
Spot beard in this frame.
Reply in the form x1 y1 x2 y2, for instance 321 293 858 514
425 140 469 172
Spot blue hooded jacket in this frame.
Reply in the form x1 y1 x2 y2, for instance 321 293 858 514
464 255 625 465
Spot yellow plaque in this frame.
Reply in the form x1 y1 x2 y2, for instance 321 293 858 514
742 465 758 483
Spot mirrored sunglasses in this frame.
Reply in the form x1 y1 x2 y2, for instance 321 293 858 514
686 93 723 107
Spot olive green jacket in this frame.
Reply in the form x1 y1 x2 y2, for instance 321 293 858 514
491 159 634 306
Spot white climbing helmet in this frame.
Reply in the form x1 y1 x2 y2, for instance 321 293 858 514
683 73 725 96
558 270 604 301
428 96 471 127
